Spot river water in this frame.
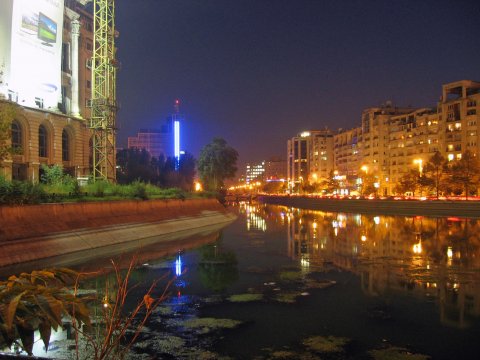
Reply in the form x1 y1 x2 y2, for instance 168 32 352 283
4 202 480 359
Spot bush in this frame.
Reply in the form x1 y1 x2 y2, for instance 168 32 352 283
0 176 201 205
131 181 148 200
0 177 47 205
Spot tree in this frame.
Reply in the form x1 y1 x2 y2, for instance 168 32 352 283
197 138 238 191
320 170 340 195
360 172 377 196
178 152 196 191
450 150 480 200
0 102 17 162
116 148 154 184
394 169 419 196
423 151 447 198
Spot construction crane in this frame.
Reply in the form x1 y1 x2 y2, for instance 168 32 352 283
83 0 117 182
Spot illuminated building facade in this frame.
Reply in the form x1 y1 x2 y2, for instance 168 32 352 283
287 130 335 191
288 80 480 195
127 129 172 159
308 129 334 183
127 100 184 161
246 161 265 184
287 132 309 188
0 0 96 181
264 157 287 181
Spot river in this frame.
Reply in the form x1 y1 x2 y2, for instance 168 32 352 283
3 201 480 359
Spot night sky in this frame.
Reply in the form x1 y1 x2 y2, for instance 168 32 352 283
115 0 480 169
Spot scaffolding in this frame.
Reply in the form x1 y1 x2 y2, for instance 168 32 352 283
89 0 117 182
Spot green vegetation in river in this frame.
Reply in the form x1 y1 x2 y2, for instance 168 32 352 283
182 317 243 334
228 293 264 302
369 347 430 360
302 335 350 353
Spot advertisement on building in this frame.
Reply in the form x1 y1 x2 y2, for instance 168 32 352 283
0 0 64 109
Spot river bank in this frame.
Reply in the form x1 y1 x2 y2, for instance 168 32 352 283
0 198 236 268
258 195 480 218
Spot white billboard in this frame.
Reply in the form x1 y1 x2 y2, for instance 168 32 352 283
1 0 64 109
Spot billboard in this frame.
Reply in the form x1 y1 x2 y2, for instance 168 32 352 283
0 0 64 109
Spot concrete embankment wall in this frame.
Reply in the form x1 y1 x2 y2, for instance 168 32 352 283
0 198 236 267
259 196 480 218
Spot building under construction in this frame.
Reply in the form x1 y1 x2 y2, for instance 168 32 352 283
0 0 117 182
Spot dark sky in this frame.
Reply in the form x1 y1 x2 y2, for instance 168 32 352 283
115 0 480 169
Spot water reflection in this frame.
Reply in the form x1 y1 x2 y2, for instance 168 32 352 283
198 234 239 292
245 202 480 329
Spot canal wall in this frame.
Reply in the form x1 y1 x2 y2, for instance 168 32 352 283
258 195 480 218
0 198 236 267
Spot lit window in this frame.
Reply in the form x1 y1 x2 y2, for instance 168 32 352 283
448 154 454 161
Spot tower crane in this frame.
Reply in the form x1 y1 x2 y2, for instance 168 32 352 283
82 0 117 182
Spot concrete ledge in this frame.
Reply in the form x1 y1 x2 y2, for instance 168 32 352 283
0 198 236 268
259 195 480 218
0 198 224 242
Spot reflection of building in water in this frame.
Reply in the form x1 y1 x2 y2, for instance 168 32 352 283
241 202 268 232
282 206 480 328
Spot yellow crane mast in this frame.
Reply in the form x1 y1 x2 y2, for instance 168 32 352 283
88 0 117 182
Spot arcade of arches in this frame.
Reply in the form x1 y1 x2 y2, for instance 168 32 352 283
0 101 90 182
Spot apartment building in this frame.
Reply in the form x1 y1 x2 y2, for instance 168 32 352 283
287 80 480 196
287 130 335 191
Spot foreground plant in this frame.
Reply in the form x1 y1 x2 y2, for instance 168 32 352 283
0 260 174 359
0 268 90 355
71 259 173 360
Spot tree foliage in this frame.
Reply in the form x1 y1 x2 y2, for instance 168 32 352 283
0 102 17 162
197 138 238 191
449 150 480 199
394 169 419 196
422 152 447 198
116 148 196 191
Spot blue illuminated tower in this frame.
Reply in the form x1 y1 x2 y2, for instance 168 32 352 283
171 99 184 168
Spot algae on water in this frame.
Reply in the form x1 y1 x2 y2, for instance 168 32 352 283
228 293 263 302
182 317 242 334
302 335 349 353
369 347 430 360
279 270 303 281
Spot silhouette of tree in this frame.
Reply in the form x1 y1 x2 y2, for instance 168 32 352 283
449 150 480 199
198 138 238 191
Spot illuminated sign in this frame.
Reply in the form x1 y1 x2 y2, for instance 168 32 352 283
0 0 64 108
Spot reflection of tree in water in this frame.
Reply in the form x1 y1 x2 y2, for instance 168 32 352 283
198 233 239 293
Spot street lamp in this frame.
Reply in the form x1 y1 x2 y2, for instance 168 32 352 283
413 159 423 176
361 165 368 174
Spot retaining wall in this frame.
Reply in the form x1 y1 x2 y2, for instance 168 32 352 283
0 198 236 268
259 195 480 218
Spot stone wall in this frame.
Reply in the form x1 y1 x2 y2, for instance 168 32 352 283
259 195 480 218
0 198 236 268
0 198 225 242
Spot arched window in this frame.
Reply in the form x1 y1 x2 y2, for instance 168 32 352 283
11 121 22 152
62 129 70 161
39 125 47 157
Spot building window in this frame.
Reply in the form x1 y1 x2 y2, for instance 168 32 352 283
11 121 22 152
86 39 93 51
35 97 44 109
61 42 71 72
62 129 70 161
39 125 47 157
86 80 91 89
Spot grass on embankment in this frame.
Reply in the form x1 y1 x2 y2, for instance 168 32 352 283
0 178 217 205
